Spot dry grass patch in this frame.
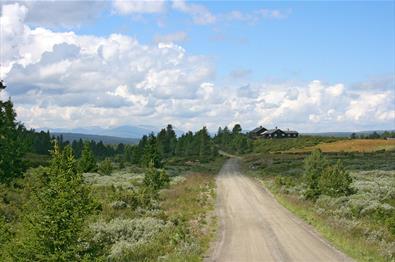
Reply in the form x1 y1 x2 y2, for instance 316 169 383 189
290 139 395 153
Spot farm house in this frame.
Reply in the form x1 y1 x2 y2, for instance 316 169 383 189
250 126 299 139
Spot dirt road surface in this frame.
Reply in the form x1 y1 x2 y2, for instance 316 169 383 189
209 158 352 262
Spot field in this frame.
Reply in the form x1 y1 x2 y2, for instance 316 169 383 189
288 139 395 153
244 138 395 261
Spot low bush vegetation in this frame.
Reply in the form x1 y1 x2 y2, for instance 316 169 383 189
253 136 343 153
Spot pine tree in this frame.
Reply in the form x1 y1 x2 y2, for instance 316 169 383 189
12 143 97 260
304 149 328 200
198 127 211 162
0 93 27 183
78 142 97 173
142 134 161 168
232 124 242 135
143 161 169 191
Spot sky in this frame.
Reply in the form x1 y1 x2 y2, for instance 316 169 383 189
0 0 394 133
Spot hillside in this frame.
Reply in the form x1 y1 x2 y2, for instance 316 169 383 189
41 125 184 139
52 132 139 145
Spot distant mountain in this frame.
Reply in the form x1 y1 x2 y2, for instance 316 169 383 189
39 125 184 139
51 132 139 145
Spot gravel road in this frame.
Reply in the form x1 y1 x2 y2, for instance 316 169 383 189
208 158 352 262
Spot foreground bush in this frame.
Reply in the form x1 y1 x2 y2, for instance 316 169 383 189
304 150 353 199
303 149 328 199
9 143 97 261
319 160 353 197
143 162 170 191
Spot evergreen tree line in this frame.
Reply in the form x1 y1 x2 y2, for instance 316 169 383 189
213 124 253 154
24 130 119 159
123 125 218 167
350 131 395 139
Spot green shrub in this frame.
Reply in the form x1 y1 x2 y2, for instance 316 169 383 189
99 158 113 176
90 217 172 260
319 160 353 197
143 162 170 191
0 216 11 252
303 149 328 200
10 143 98 261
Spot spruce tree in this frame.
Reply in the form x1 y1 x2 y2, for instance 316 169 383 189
78 141 97 173
143 161 169 191
13 143 97 261
303 149 328 200
0 87 27 183
142 134 161 168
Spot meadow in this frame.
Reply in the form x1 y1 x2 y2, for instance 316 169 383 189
289 139 395 153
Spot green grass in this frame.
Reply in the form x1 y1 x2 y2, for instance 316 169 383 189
264 185 387 262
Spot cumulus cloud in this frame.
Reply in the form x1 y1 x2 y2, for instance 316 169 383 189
1 3 394 133
112 0 165 14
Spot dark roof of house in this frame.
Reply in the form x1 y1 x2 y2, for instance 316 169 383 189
263 129 285 135
284 130 298 134
250 126 267 134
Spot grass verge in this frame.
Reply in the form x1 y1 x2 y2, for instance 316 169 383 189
258 178 392 262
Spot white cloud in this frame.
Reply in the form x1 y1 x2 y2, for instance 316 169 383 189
345 92 394 121
154 31 188 43
112 0 165 14
2 3 394 133
326 83 344 96
172 0 216 25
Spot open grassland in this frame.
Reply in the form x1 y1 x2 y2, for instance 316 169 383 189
244 150 395 261
289 139 395 153
253 136 343 153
